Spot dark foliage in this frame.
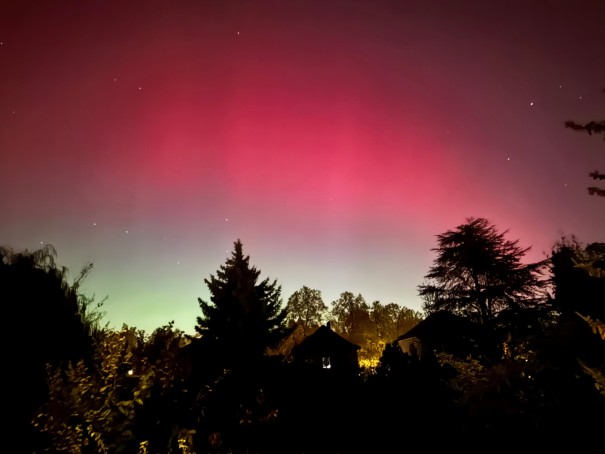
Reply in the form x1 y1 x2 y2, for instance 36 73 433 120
418 218 548 333
23 237 605 452
0 244 99 452
194 239 291 372
538 237 605 390
564 119 605 137
564 88 605 197
549 237 605 321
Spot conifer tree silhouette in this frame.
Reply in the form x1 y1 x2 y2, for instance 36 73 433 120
195 239 290 369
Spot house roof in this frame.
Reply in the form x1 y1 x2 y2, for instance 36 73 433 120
396 311 464 341
291 324 360 358
396 310 488 355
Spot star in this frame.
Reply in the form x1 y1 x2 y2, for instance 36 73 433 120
529 102 534 106
93 222 96 226
125 230 129 234
507 157 511 161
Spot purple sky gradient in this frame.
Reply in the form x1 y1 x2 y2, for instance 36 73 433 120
1 0 604 334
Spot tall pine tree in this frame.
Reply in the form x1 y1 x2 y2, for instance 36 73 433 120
195 239 290 368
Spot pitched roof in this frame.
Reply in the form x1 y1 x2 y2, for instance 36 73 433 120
291 324 360 358
396 311 488 355
396 311 469 342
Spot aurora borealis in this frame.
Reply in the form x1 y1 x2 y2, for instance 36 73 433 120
1 0 604 334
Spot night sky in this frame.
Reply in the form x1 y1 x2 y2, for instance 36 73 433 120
1 0 604 335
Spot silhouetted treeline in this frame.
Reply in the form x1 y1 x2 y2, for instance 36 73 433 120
0 245 103 451
4 225 605 453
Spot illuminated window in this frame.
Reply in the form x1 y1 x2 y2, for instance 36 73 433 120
322 356 331 369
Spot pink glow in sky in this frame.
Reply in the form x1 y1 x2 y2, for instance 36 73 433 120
1 0 604 334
